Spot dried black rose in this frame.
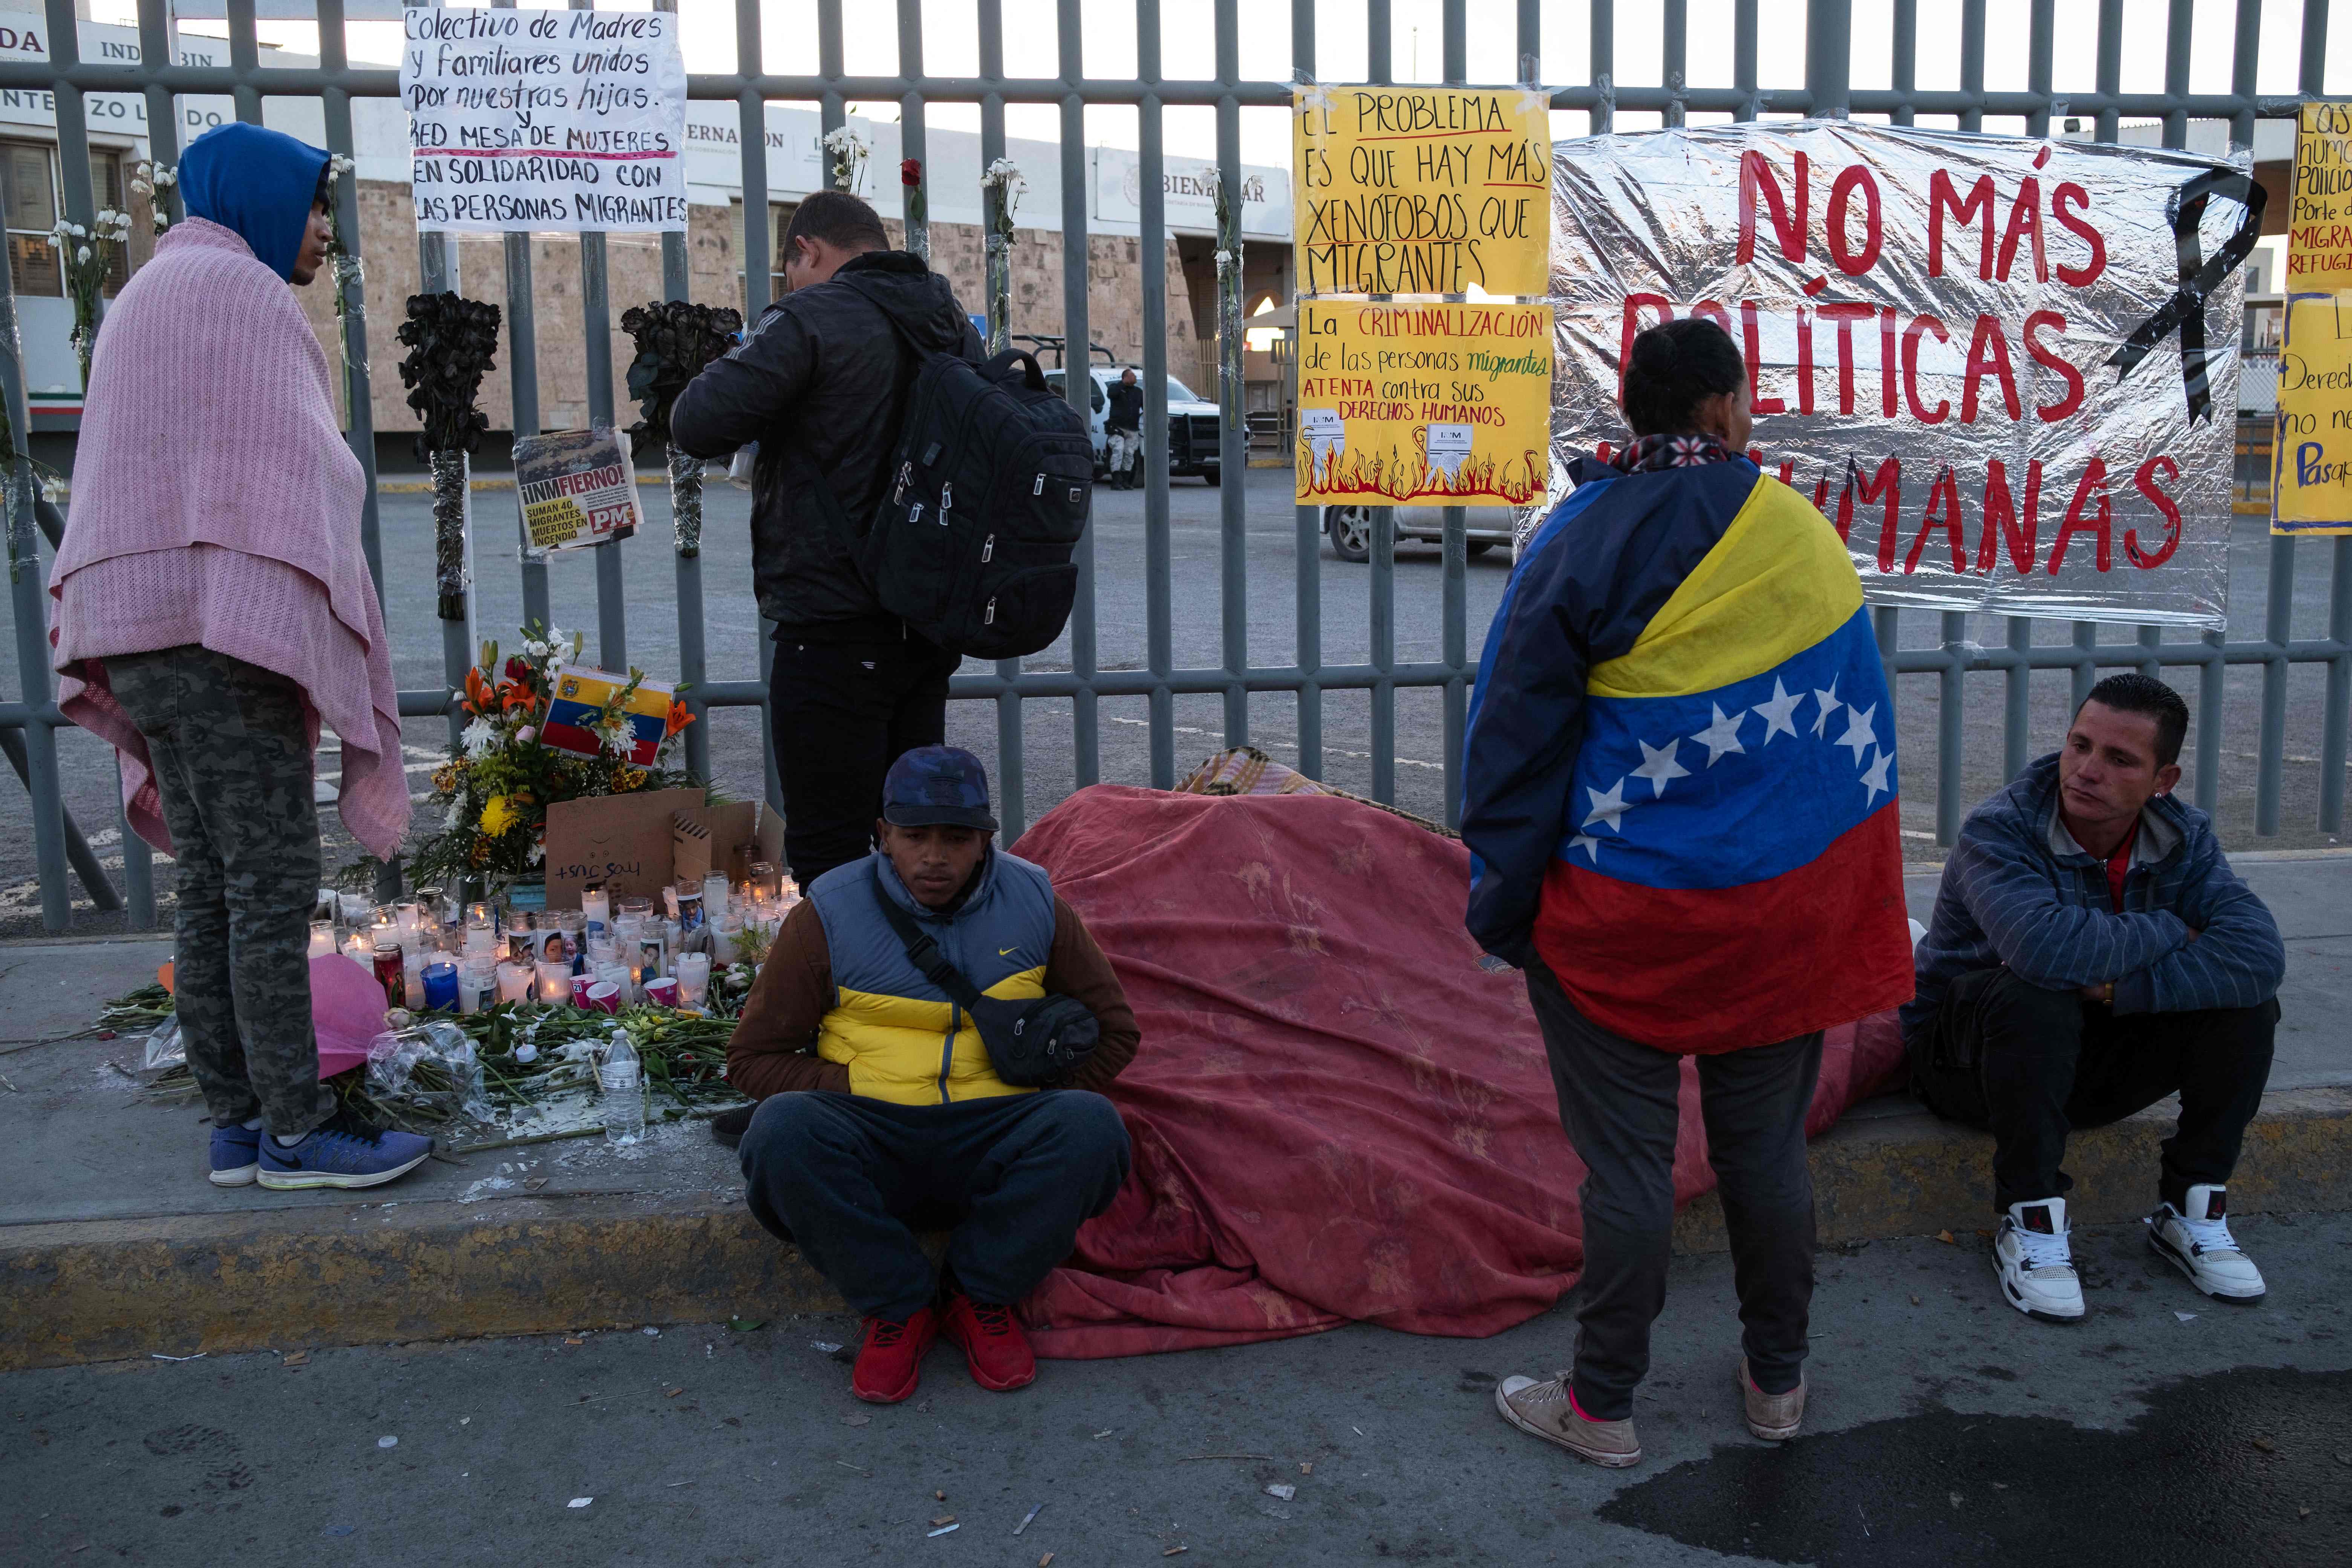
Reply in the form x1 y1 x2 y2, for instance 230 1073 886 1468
398 291 502 460
620 299 743 446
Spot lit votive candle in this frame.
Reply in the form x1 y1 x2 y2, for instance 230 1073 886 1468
701 873 729 922
308 920 336 960
580 885 610 936
421 959 459 1011
343 931 374 969
675 951 711 1009
402 949 427 1010
496 960 533 1004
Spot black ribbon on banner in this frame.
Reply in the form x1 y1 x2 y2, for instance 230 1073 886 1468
2105 168 2266 425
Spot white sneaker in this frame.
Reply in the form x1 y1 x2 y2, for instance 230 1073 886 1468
2147 1185 2266 1303
1993 1197 2085 1322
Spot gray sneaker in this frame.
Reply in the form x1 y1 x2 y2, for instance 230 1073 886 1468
1739 1357 1805 1440
1493 1373 1642 1468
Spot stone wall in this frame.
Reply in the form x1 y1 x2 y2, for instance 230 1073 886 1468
301 181 1201 443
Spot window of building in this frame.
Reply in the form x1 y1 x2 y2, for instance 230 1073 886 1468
0 141 129 300
730 199 796 310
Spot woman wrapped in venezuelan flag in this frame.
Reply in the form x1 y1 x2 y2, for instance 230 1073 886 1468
1462 316 1914 1470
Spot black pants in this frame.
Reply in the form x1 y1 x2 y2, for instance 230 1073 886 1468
768 633 960 888
1908 967 2278 1213
1527 962 1822 1422
740 1090 1133 1321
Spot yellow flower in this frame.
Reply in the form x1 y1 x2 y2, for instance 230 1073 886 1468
478 794 519 837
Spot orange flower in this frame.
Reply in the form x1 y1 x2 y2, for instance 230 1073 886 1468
501 682 537 717
463 668 497 717
665 697 695 737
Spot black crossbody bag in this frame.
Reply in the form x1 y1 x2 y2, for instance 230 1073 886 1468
868 868 1099 1088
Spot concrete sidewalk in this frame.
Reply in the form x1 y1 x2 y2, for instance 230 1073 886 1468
2 855 2346 1371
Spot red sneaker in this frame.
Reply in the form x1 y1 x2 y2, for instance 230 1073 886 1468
940 1292 1037 1392
850 1306 939 1404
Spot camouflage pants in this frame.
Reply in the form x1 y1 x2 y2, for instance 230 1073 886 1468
105 646 333 1136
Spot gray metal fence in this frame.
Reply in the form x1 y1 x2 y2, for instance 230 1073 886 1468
1 0 2347 936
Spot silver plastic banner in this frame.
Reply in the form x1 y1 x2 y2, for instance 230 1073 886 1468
1537 120 2261 629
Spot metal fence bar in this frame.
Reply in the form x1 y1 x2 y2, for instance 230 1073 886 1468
1059 0 1099 791
1216 0 1248 752
1363 0 1393 804
1291 0 1322 785
0 181 67 932
224 0 260 124
650 0 709 789
1439 0 1467 829
1139 0 1176 790
570 0 623 674
1589 0 1611 135
978 0 1023 840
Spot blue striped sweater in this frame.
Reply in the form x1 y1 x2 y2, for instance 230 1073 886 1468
1903 753 2285 1041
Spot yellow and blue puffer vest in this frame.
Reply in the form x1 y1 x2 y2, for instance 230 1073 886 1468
807 848 1057 1104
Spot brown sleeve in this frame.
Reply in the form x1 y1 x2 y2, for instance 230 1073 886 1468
724 899 853 1099
1046 896 1141 1094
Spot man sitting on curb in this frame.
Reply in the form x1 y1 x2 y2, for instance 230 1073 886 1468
1906 674 2284 1323
727 746 1140 1402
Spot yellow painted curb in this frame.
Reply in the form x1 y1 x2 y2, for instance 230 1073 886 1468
0 1189 840 1373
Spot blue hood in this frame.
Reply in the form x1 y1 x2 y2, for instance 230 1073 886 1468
178 122 329 282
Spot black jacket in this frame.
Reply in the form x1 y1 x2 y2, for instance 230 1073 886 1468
1104 377 1144 433
671 251 982 637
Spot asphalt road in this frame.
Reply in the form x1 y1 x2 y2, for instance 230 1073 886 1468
2 467 2345 934
5 1213 2347 1566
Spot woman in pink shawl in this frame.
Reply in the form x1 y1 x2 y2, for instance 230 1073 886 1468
48 122 429 1192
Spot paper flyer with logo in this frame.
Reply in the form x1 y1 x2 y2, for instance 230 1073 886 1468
514 429 643 556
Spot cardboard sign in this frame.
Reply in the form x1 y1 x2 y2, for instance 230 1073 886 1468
542 664 674 767
2272 103 2352 536
1294 83 1553 297
401 6 688 232
543 786 704 910
671 801 760 885
1295 299 1553 504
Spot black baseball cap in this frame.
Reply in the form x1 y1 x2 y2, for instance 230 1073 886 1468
881 745 998 832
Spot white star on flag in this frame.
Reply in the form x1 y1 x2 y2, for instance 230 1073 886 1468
1811 677 1842 738
1569 833 1604 862
1836 702 1879 764
1859 746 1894 807
1582 776 1633 835
1631 736 1689 798
1751 678 1802 744
1690 703 1747 767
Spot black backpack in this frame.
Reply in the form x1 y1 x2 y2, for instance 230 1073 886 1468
826 289 1095 660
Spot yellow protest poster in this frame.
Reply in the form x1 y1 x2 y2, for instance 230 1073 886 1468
1294 84 1552 297
2273 102 2352 534
1294 299 1553 505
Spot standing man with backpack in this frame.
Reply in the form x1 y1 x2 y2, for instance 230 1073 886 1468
672 191 985 890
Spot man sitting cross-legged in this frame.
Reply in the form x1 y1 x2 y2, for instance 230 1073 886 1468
729 746 1140 1401
1906 674 2284 1323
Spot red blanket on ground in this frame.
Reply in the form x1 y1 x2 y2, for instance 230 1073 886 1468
1013 786 1908 1360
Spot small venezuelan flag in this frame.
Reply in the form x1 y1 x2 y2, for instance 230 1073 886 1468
1464 454 1915 1053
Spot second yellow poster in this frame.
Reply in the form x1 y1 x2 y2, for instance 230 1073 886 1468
1295 299 1554 505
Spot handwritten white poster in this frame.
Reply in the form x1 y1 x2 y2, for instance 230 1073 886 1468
400 5 687 233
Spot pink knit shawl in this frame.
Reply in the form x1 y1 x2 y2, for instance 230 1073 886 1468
47 217 409 859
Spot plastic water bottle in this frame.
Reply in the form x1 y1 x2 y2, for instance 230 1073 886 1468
600 1030 644 1147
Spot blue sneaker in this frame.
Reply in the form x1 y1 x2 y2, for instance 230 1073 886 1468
209 1122 262 1187
256 1110 433 1191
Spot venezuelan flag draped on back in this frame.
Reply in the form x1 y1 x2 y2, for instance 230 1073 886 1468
1462 451 1914 1054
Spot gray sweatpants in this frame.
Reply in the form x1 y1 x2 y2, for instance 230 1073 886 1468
106 646 333 1138
1526 960 1822 1421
